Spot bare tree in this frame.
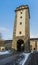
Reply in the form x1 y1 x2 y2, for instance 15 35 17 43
0 33 2 40
0 33 4 45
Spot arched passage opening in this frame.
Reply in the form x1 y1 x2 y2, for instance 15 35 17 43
17 39 24 51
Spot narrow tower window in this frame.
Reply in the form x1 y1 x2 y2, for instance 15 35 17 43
19 31 22 34
20 16 22 18
20 22 22 25
20 12 22 14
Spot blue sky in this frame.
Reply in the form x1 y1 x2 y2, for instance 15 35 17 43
0 0 38 40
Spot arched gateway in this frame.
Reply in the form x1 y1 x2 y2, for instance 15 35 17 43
12 5 30 52
17 39 24 51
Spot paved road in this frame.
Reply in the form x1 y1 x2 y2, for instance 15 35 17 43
0 54 17 65
28 52 38 65
0 53 22 65
0 52 38 65
0 54 12 60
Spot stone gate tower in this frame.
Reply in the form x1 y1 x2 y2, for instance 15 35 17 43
12 5 30 52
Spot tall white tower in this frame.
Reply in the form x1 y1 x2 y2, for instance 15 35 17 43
12 5 30 52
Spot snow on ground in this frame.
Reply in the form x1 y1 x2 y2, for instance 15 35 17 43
0 50 10 55
20 53 30 65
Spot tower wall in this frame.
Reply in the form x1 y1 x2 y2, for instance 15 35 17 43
12 5 30 52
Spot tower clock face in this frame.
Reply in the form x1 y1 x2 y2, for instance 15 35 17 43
16 10 26 36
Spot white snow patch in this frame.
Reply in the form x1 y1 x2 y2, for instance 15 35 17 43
0 50 10 55
20 53 30 65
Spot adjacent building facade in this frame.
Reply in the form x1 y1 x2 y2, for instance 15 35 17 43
30 38 38 51
0 39 38 51
0 40 12 51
